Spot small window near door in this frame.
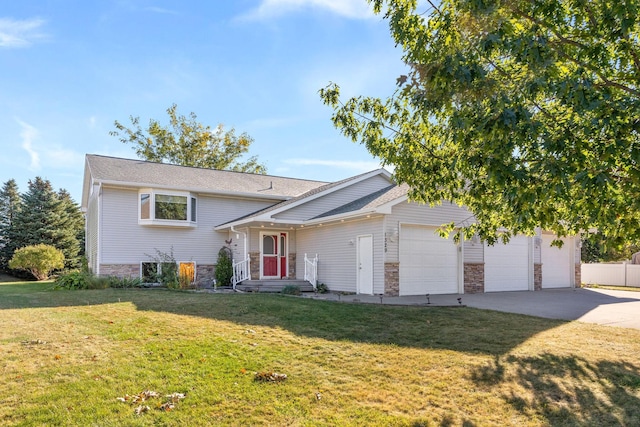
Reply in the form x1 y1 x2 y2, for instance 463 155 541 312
280 235 286 256
263 235 276 255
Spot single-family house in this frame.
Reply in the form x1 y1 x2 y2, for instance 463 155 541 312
81 154 580 295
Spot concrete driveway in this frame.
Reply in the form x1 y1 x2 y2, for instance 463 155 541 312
306 288 640 330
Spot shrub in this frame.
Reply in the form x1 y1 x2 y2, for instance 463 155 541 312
215 247 233 287
54 272 144 290
107 276 143 289
9 244 65 281
281 285 301 296
316 283 329 294
54 271 89 290
159 262 179 289
146 249 179 289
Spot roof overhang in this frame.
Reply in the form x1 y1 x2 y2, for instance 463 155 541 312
215 193 408 232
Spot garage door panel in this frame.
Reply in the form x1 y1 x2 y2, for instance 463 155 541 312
399 225 458 295
485 236 530 292
541 235 571 288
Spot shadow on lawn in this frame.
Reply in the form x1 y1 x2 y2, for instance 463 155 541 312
472 353 640 425
3 284 640 425
0 283 566 356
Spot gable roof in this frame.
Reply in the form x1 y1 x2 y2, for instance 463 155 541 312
311 183 409 219
82 154 328 207
216 169 409 229
216 169 392 225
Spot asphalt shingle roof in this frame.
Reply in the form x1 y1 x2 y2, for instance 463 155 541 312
312 183 409 219
85 154 328 199
214 169 395 227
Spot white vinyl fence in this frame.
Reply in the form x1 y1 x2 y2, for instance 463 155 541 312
581 263 640 287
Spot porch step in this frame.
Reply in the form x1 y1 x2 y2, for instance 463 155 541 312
236 280 314 293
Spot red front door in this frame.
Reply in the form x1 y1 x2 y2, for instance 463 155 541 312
262 233 288 279
262 234 278 277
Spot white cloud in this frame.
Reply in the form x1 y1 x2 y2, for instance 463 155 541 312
17 119 41 171
241 0 374 21
284 157 381 172
0 17 48 48
46 147 85 170
16 118 85 172
144 7 179 15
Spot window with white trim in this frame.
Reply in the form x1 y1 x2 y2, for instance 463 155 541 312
138 190 197 226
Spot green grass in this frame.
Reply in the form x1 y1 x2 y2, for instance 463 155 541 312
583 283 640 292
1 280 639 426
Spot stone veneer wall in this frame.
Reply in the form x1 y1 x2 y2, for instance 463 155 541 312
464 263 484 293
288 253 297 279
384 262 400 296
575 264 581 287
249 252 260 280
534 263 542 291
99 264 139 279
196 264 215 287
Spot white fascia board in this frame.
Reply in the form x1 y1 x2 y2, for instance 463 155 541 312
215 217 305 230
81 157 94 209
95 180 291 202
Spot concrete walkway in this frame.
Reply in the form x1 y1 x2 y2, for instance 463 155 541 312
303 287 640 330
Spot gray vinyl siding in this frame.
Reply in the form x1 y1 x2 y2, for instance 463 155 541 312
385 201 480 263
99 187 275 265
274 175 391 221
463 240 484 263
296 217 385 294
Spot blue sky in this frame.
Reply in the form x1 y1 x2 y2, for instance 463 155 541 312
0 0 407 203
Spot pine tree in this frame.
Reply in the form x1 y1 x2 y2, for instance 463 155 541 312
58 189 85 267
11 177 81 270
0 179 22 269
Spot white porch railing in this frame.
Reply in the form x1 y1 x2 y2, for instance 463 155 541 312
304 253 318 290
232 254 250 289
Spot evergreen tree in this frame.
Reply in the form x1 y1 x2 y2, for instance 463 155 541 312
11 177 81 270
58 189 85 267
0 179 22 269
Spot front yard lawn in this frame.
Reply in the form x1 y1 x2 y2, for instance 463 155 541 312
1 281 639 426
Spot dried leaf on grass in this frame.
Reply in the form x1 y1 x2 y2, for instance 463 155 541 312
117 390 186 415
134 405 150 415
254 371 287 382
21 339 47 346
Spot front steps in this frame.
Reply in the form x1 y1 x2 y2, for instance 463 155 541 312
236 279 314 293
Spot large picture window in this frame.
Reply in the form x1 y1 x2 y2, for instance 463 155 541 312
155 195 188 220
138 190 197 226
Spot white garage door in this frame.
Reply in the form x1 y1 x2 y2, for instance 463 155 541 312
541 235 572 288
485 236 530 292
399 225 459 295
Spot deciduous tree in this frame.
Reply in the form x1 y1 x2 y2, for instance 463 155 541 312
320 0 640 244
111 104 266 174
9 244 65 280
